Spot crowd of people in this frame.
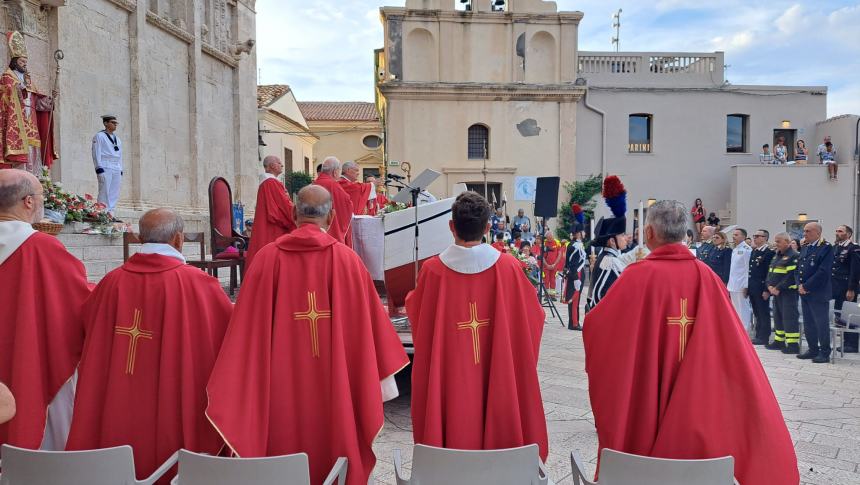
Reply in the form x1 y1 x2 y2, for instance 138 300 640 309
759 135 840 180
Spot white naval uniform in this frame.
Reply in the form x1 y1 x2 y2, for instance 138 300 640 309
728 241 753 331
91 130 123 213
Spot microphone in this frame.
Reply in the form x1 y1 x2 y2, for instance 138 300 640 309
387 173 406 181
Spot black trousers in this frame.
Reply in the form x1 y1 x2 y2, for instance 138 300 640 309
773 291 800 345
834 280 858 348
565 271 583 329
750 286 772 341
802 297 831 356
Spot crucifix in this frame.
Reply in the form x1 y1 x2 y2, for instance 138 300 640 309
666 298 696 362
115 309 154 375
456 302 490 365
293 291 331 358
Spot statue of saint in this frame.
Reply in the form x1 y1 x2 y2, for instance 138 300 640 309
0 31 56 172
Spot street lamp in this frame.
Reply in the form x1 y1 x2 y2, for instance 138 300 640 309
798 212 808 222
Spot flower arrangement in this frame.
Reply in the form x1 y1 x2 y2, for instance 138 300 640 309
39 167 114 229
382 201 409 214
509 245 539 286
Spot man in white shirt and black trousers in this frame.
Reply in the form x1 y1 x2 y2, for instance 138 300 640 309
91 115 122 218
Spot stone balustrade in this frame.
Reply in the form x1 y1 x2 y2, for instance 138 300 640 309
577 51 725 88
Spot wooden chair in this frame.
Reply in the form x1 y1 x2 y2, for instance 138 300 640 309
208 177 247 292
122 232 241 295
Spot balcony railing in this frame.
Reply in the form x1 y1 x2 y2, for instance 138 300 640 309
577 52 725 87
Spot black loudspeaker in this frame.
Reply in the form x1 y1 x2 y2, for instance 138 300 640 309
534 176 560 218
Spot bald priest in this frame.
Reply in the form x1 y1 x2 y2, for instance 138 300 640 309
0 170 91 450
66 209 232 482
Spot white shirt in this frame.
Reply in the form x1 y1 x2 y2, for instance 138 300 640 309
727 241 752 292
92 130 123 171
0 220 36 265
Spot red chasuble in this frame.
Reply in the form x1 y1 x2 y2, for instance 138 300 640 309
583 244 798 485
65 254 232 481
405 254 549 460
246 177 296 270
337 177 372 215
206 224 409 485
314 172 355 247
0 232 90 449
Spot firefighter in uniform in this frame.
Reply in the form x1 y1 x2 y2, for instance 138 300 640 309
766 233 800 353
749 229 776 345
833 225 860 352
797 222 835 363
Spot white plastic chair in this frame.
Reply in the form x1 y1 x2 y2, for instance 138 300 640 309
0 444 177 485
832 301 860 361
394 444 548 485
170 449 347 485
571 448 737 485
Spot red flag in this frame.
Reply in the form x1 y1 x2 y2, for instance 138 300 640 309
246 177 296 270
206 224 409 485
584 243 798 485
406 254 548 460
338 177 372 216
0 232 90 449
65 254 232 482
314 173 355 247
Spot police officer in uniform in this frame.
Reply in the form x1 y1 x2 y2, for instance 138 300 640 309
833 225 860 352
766 233 800 353
797 222 835 363
749 229 776 345
563 223 587 330
696 225 716 263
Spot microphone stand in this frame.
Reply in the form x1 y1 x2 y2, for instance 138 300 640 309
387 177 422 287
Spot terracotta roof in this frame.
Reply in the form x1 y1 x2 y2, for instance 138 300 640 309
298 102 379 122
257 85 291 108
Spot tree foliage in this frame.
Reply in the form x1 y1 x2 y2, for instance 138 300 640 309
556 174 603 240
285 171 314 196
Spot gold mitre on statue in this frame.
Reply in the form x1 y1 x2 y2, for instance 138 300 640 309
7 31 27 59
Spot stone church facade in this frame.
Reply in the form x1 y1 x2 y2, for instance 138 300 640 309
1 0 258 216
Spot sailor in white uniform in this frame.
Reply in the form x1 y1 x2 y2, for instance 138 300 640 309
91 115 123 216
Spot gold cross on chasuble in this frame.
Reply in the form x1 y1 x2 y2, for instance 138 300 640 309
456 302 490 365
293 291 331 358
115 308 154 375
666 298 696 362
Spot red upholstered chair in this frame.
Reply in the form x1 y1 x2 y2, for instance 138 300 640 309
208 177 248 294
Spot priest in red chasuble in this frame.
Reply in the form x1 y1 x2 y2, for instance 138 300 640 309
66 209 231 482
245 155 296 270
0 31 57 170
406 191 548 460
337 160 374 215
313 156 355 246
206 185 409 485
583 200 797 485
0 170 90 450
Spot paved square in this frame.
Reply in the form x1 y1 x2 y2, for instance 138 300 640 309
373 305 860 485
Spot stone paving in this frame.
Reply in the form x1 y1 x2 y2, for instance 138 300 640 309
372 304 860 485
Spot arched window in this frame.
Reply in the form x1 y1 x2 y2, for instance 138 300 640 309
468 124 489 159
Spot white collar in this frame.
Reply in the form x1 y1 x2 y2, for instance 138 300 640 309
137 243 186 263
259 173 278 184
439 243 501 274
0 220 37 265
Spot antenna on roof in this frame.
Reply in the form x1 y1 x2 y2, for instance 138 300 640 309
611 9 622 52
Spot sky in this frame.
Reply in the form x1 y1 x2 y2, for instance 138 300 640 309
256 0 860 117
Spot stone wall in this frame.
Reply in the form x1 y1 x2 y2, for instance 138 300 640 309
3 0 258 221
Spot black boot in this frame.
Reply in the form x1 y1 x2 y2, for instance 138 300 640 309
812 353 831 364
797 349 818 360
765 340 784 350
781 343 800 355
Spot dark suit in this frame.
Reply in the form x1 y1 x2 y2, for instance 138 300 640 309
706 246 732 285
749 245 776 341
833 241 860 348
799 239 835 356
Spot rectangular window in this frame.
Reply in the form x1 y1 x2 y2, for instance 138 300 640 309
726 114 748 153
628 114 652 153
304 157 311 174
284 148 293 172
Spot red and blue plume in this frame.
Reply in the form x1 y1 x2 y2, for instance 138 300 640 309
571 203 585 224
602 175 627 218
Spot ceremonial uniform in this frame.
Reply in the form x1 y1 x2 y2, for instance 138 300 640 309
91 125 123 214
696 241 714 263
562 239 586 329
748 244 776 343
766 248 800 352
705 245 732 285
727 241 752 330
587 248 639 310
798 239 834 361
833 240 860 350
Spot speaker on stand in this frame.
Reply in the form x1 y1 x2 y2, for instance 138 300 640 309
534 177 563 326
